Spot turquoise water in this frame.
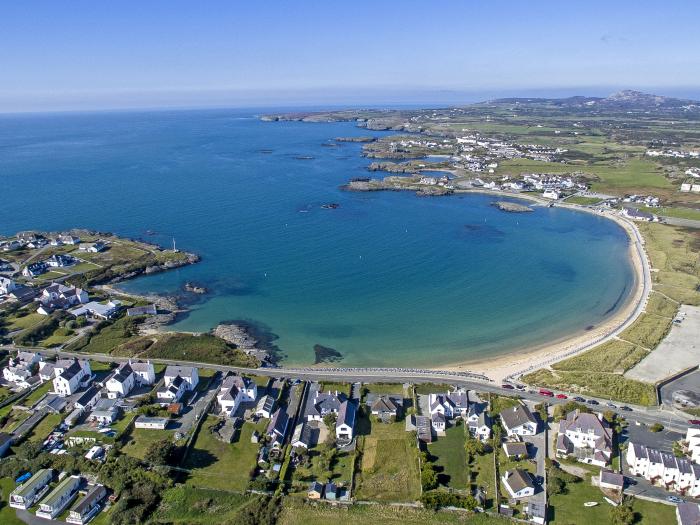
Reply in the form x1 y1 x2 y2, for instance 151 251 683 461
0 109 634 367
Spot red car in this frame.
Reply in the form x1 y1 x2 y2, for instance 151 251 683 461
555 394 568 399
539 389 554 397
689 420 700 426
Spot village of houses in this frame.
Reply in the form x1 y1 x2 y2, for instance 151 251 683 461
1 338 700 523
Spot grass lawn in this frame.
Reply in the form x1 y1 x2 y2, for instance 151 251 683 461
7 312 45 331
151 486 256 524
428 422 468 490
565 196 603 206
121 427 174 460
279 498 505 525
67 316 142 354
0 386 12 404
21 381 52 408
1 409 30 433
183 416 265 492
318 382 351 395
490 395 522 415
0 478 24 525
414 383 452 395
638 206 700 222
140 333 259 368
354 414 421 502
290 435 354 486
549 472 675 524
363 383 406 396
26 413 62 443
470 451 496 509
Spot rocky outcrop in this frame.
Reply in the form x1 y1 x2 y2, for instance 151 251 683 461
492 201 533 213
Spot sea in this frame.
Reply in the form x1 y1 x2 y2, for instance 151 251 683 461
0 108 634 367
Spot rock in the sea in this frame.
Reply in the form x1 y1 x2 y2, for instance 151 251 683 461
492 201 533 213
313 344 343 364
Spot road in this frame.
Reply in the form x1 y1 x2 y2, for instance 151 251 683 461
3 345 689 434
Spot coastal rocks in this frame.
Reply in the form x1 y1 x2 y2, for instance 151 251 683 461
213 322 272 363
313 344 343 364
492 201 534 213
368 161 418 174
335 136 376 143
184 282 208 294
320 203 340 209
416 186 452 197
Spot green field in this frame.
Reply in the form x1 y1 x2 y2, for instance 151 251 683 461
279 499 505 525
354 414 421 502
183 416 265 492
549 472 675 524
552 339 648 374
564 196 603 206
139 333 259 368
122 427 175 460
6 311 45 332
26 413 62 443
428 423 469 490
470 450 496 509
150 486 255 524
21 381 52 408
0 478 24 525
66 315 142 354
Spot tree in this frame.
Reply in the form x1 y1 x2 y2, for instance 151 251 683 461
649 423 664 433
143 438 175 466
610 503 635 525
421 464 438 491
465 435 485 457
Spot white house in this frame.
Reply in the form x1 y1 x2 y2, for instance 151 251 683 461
266 408 289 445
467 403 492 441
73 386 101 411
499 404 538 437
156 375 187 403
66 484 106 525
556 410 613 467
163 365 199 391
542 189 560 200
685 428 700 464
104 363 136 398
3 351 42 388
69 300 122 320
36 475 81 519
336 400 356 443
134 416 169 430
79 241 106 253
256 395 276 419
431 412 447 432
626 442 700 497
129 360 155 385
88 398 120 425
0 276 16 295
428 390 469 419
38 283 89 314
305 388 345 421
217 374 258 417
52 359 92 397
502 469 535 500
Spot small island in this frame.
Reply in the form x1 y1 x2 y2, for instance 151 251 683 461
492 201 534 213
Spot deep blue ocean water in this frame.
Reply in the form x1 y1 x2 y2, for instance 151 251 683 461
0 109 634 367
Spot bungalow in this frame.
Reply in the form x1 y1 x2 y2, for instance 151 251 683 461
53 359 92 397
291 423 313 449
105 363 136 398
256 394 276 419
499 404 538 437
66 484 107 525
36 475 81 519
324 482 338 501
502 469 535 500
163 365 199 391
126 304 157 317
415 415 433 443
59 235 81 245
88 398 120 425
543 189 560 200
370 395 400 419
503 442 529 459
267 408 289 445
45 254 76 268
79 241 106 253
336 400 356 442
599 469 624 491
621 207 654 221
556 409 613 467
69 300 122 320
134 416 169 430
10 469 54 509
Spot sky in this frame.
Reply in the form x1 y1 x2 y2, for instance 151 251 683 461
2 1 700 112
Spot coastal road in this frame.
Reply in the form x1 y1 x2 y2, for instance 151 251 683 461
4 345 689 433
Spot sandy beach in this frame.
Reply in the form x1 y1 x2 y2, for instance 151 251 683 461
435 197 652 383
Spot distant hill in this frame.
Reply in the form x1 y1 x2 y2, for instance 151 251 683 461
489 90 698 110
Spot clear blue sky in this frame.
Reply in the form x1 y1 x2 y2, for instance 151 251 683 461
2 1 699 111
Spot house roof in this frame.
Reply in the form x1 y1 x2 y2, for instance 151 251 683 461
503 442 528 457
257 395 275 413
677 502 700 525
267 408 289 437
308 481 323 494
499 404 536 430
337 400 356 428
371 396 398 413
503 469 534 493
600 469 624 488
109 364 134 384
165 365 196 380
431 412 446 424
75 386 101 407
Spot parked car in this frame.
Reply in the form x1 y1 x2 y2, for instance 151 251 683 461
539 389 554 397
666 495 684 504
620 406 633 412
573 396 585 402
555 394 568 399
606 402 617 408
501 384 514 390
515 384 526 391
688 419 700 426
586 399 599 405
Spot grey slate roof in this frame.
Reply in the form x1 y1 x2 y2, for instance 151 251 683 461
499 404 536 430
